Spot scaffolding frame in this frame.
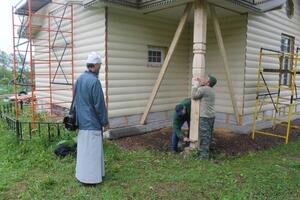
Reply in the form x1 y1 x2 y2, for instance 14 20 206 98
12 0 74 123
252 47 300 144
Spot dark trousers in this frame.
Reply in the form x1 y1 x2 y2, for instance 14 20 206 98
171 132 179 152
199 117 215 159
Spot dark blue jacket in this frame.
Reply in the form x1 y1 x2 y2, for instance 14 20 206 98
74 71 108 130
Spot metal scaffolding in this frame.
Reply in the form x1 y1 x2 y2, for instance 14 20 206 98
12 0 74 123
252 47 300 144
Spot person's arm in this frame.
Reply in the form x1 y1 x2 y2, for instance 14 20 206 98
192 86 204 100
73 81 78 105
92 80 109 127
187 118 190 137
173 117 184 139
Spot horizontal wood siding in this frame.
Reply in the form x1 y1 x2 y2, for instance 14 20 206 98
107 8 191 118
205 15 247 115
245 2 300 114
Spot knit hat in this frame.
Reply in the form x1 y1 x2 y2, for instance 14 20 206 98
86 52 102 64
208 75 217 87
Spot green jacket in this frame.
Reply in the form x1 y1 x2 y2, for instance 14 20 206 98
173 98 191 138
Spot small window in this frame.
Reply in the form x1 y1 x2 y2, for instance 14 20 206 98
147 46 165 67
280 34 295 86
286 0 294 19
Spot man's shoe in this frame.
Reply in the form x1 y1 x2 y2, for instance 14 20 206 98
81 183 97 187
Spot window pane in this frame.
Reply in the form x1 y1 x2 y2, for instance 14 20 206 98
280 34 295 85
148 46 165 66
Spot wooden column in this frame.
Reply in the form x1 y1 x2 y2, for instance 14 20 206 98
190 0 207 145
140 3 192 125
210 5 240 124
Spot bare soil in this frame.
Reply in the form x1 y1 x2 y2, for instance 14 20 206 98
111 120 300 156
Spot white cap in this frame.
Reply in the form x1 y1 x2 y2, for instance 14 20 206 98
86 52 102 64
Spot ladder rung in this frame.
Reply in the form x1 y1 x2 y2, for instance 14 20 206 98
257 92 278 97
254 131 286 139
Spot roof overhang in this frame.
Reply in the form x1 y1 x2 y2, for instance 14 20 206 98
83 0 287 14
15 0 52 16
212 0 287 14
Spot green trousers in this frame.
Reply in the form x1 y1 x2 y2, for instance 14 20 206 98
198 117 215 159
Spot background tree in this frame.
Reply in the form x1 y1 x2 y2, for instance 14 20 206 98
0 49 30 94
0 50 13 70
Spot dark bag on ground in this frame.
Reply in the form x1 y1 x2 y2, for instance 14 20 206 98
54 140 77 157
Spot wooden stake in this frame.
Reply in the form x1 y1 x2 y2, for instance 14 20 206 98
140 3 192 125
210 5 240 125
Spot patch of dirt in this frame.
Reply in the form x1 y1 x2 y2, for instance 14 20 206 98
111 120 300 156
111 127 172 152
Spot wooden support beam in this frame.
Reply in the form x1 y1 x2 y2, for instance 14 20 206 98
189 0 208 145
140 3 192 125
210 5 241 125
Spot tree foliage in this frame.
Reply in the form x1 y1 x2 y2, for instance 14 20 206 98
0 50 13 70
0 50 14 84
0 67 13 80
0 49 29 86
0 50 28 93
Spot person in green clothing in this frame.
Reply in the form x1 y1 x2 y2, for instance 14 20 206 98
171 98 191 152
192 75 217 160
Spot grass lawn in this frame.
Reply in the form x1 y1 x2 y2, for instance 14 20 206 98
1 120 300 200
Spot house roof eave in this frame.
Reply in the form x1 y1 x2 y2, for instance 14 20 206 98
82 0 286 14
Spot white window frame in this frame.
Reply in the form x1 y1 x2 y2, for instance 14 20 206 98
280 34 295 86
147 46 165 67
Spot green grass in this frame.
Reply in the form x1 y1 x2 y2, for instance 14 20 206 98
1 120 300 200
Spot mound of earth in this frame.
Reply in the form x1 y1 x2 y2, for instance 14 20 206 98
111 120 300 156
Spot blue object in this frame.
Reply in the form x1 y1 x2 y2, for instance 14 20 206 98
171 131 179 152
175 104 184 116
74 71 108 130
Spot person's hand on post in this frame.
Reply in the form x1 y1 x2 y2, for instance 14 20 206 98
197 76 206 86
192 77 200 87
193 74 205 87
183 137 190 142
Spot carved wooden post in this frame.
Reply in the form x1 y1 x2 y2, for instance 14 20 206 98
190 0 207 146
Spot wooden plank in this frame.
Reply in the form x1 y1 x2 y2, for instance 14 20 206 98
140 3 192 125
189 0 208 145
210 5 241 125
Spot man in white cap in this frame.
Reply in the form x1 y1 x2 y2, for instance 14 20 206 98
74 52 108 185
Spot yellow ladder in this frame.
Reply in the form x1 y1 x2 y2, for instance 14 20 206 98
252 47 300 144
